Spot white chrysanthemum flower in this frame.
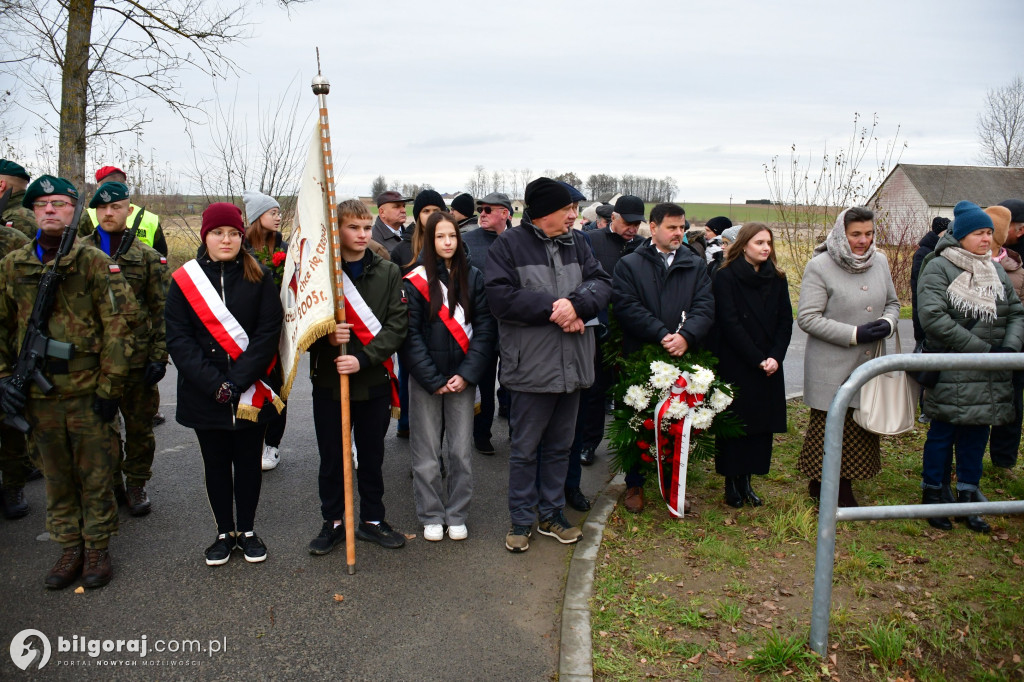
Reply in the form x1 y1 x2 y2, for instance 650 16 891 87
686 365 715 395
623 385 651 411
709 389 733 413
664 399 689 421
691 406 715 430
648 360 681 390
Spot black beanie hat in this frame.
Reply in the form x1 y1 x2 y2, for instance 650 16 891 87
413 189 447 222
931 216 950 234
524 177 572 220
450 193 475 217
705 216 732 235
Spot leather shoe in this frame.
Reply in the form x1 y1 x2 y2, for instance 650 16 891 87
741 475 764 507
623 486 644 513
126 485 151 516
956 489 991 533
724 477 744 508
82 548 112 588
921 488 952 530
565 486 591 512
579 448 595 466
474 438 496 456
2 486 29 519
45 545 84 590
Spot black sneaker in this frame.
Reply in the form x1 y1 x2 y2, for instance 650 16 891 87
355 521 406 549
309 521 346 555
205 534 233 566
238 532 267 563
475 438 496 456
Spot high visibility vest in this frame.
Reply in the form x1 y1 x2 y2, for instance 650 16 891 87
87 203 160 248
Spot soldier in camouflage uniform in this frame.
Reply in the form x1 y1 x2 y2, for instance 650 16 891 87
0 175 137 590
0 159 39 239
87 181 168 516
0 222 32 519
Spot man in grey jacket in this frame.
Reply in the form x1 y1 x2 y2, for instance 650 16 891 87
485 178 611 553
371 191 409 253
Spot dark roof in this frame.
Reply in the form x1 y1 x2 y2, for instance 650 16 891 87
878 164 1024 207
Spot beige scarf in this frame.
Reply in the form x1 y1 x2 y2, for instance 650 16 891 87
941 246 1004 322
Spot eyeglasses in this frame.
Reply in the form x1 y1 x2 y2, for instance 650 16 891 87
208 229 243 240
32 200 71 209
480 206 507 214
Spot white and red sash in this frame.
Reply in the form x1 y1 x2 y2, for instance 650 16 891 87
403 266 473 354
342 271 400 410
172 259 284 422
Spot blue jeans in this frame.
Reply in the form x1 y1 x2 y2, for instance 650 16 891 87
921 419 988 491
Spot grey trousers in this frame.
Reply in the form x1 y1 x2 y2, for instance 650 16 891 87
409 377 475 526
508 390 581 526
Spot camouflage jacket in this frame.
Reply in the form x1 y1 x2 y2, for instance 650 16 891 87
0 241 138 399
1 189 39 239
85 231 169 367
0 226 29 259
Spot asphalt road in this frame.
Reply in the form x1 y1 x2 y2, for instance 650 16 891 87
0 319 914 680
0 353 614 681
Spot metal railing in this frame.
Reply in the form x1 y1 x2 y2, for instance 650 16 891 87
810 352 1024 655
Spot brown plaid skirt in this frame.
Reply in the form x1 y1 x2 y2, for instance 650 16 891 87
797 408 881 481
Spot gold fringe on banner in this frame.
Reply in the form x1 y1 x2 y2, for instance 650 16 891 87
279 318 338 400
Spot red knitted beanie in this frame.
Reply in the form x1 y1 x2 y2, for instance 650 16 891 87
201 202 245 242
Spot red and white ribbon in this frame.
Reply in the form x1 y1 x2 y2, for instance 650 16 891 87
654 377 692 518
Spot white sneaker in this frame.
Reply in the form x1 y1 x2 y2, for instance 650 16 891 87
423 524 444 541
448 524 468 541
261 445 280 471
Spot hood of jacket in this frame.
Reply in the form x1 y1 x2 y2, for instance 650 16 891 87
917 229 940 250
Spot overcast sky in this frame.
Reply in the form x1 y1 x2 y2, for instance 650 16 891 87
4 0 1024 202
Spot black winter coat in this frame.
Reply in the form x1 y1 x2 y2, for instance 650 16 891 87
910 230 940 343
166 250 283 430
587 227 642 282
612 240 715 356
400 262 496 393
712 258 792 434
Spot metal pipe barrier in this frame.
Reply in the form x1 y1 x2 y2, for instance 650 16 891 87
810 352 1024 655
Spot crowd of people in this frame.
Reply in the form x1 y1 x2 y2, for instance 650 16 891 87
0 155 1022 589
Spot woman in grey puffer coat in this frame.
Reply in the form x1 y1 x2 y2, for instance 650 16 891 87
917 201 1024 533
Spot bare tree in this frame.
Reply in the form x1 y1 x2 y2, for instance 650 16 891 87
978 75 1024 167
188 79 310 228
518 168 532 198
0 0 311 190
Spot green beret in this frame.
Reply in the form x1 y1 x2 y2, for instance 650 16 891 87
0 159 30 181
22 175 78 209
0 157 29 180
89 181 130 208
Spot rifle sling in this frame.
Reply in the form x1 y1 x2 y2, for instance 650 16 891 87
44 355 99 375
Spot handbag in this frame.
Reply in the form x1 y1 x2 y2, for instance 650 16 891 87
853 325 917 435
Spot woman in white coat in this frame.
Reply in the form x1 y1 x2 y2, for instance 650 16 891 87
796 207 900 506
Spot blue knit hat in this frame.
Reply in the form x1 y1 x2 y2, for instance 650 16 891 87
951 201 994 240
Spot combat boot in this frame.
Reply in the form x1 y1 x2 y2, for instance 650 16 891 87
2 486 29 519
125 485 151 516
45 545 84 590
82 548 112 588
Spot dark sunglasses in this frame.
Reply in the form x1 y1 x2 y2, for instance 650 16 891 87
479 206 506 214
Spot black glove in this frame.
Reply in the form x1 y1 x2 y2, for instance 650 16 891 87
990 345 1015 353
143 361 167 386
855 319 891 344
0 377 26 414
92 395 120 422
214 381 241 404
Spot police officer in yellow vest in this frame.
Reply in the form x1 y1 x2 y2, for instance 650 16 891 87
87 166 168 256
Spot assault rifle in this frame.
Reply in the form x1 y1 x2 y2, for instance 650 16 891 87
2 194 84 433
111 206 145 262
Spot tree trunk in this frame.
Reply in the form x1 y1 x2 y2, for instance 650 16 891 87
58 0 95 192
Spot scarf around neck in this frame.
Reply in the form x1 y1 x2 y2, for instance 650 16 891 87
814 208 876 274
941 245 1004 323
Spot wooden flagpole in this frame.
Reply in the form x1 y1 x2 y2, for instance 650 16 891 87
312 53 356 575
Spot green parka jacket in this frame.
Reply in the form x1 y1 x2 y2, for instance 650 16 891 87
918 232 1024 425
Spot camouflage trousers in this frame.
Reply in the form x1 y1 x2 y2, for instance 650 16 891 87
0 423 30 488
27 395 119 549
113 369 160 487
